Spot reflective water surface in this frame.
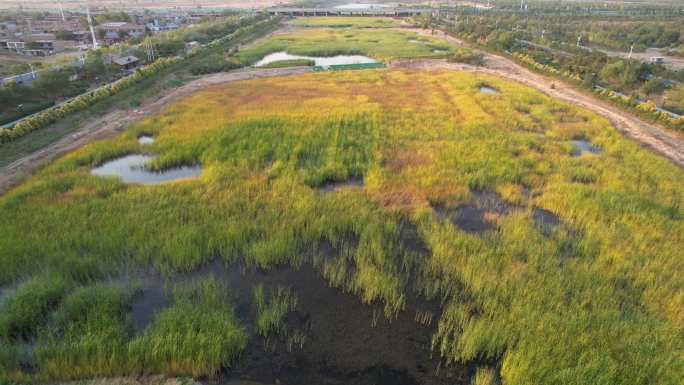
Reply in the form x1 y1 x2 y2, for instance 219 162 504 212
91 154 201 185
255 52 376 67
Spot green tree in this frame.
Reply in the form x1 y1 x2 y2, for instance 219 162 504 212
663 85 684 114
32 71 70 99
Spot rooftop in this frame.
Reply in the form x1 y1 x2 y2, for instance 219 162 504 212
113 55 140 66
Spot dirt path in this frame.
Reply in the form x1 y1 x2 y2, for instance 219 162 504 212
398 28 684 167
0 66 311 194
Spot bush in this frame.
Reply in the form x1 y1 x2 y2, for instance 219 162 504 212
188 53 241 75
448 48 484 66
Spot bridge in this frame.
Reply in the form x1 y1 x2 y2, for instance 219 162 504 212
265 7 429 17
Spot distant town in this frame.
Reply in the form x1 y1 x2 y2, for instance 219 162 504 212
0 4 261 129
1 6 234 75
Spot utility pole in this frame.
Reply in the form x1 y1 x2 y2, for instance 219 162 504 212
57 2 66 22
85 0 99 50
520 0 524 10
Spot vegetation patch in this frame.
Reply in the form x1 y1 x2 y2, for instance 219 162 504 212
0 70 682 385
236 28 454 65
260 59 316 68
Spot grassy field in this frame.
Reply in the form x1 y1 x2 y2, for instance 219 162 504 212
0 69 682 384
287 16 407 28
236 28 454 65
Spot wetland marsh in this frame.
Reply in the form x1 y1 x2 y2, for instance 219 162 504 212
0 69 682 385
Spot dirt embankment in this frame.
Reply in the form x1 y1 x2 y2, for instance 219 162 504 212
0 67 311 195
397 28 684 168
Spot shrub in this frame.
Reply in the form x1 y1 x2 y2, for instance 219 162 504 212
448 48 484 66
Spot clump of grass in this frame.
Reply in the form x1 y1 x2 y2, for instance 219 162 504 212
34 283 131 380
260 59 315 68
472 367 499 385
128 276 246 378
0 273 67 341
253 284 298 337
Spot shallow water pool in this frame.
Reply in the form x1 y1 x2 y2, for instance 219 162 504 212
255 52 376 67
91 154 200 185
138 135 155 145
571 139 601 156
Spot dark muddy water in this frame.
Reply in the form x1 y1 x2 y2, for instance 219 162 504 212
131 259 472 385
90 155 201 185
434 191 564 236
571 140 601 156
130 283 168 334
532 208 562 235
319 177 364 193
433 191 510 234
434 205 493 233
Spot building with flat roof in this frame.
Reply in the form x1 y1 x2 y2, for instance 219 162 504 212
98 22 145 44
1 33 65 56
113 55 140 71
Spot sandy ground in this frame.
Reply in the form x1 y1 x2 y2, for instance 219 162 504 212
395 28 684 168
0 67 311 194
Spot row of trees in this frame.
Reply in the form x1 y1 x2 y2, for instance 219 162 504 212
0 57 179 143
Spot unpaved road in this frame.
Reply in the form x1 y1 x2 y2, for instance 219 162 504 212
0 67 311 194
398 28 684 168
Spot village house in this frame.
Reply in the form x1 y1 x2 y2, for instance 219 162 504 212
98 22 145 44
1 33 65 57
113 55 140 72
